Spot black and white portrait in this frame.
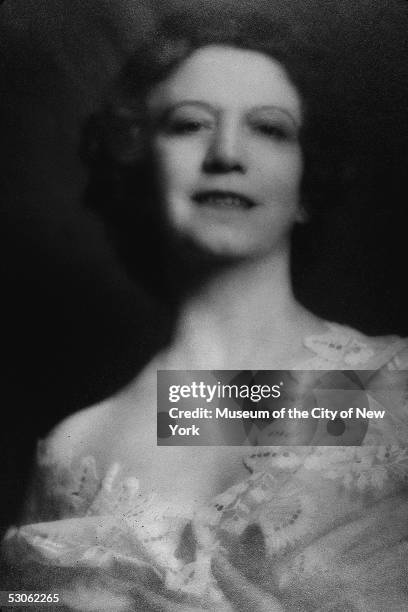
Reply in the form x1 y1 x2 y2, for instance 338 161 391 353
1 1 408 610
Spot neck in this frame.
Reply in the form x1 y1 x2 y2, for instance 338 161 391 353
168 244 317 368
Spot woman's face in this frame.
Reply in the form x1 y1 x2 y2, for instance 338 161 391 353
147 45 303 259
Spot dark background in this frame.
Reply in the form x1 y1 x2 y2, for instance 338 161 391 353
1 0 408 535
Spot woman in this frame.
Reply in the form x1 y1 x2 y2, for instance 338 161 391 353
3 3 408 610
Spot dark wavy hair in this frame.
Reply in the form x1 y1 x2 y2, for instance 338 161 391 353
82 0 408 294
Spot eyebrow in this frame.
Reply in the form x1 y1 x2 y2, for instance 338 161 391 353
247 105 302 129
150 100 215 118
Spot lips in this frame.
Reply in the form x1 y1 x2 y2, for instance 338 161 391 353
192 190 257 210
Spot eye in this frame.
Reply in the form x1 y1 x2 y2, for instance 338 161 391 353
247 108 300 143
158 106 216 136
166 117 213 135
251 120 292 141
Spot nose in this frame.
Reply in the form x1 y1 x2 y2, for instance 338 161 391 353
202 118 246 174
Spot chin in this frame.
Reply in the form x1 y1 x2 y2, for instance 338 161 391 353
184 232 267 262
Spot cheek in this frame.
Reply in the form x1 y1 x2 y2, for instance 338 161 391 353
255 146 303 205
153 140 203 195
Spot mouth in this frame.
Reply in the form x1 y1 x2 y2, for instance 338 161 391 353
192 190 257 210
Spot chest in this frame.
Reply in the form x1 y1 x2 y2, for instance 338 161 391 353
101 390 250 514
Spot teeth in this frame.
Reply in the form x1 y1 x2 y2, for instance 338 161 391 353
196 194 253 209
207 196 244 208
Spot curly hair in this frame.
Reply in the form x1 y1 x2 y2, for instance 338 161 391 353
82 0 408 292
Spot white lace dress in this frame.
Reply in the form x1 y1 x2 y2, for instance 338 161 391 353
3 323 408 611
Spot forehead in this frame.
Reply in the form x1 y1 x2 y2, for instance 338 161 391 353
148 45 302 120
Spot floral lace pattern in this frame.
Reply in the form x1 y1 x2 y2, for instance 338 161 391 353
3 323 408 611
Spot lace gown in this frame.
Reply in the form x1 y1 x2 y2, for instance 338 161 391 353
3 323 408 611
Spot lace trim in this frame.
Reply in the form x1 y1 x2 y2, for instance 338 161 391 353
302 322 405 368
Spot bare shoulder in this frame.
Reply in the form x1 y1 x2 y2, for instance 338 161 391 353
44 399 117 468
44 362 158 469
